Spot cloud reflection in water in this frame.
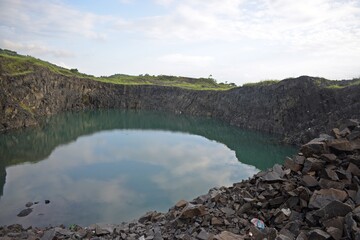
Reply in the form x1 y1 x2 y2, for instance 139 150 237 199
0 130 258 227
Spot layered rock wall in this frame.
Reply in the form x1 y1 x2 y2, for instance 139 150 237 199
1 67 360 144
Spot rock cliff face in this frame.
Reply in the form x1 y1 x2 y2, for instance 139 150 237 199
1 65 360 145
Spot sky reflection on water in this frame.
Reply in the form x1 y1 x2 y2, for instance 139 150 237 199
0 130 257 227
0 110 296 227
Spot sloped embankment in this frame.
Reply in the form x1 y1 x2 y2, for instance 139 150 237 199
2 120 360 239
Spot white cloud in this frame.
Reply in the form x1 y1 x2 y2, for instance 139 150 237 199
0 0 359 83
1 39 74 58
153 0 175 6
119 0 360 50
158 53 214 66
0 0 112 41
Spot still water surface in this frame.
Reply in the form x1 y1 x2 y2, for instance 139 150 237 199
0 110 296 227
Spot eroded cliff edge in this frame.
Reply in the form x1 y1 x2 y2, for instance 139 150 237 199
1 64 360 145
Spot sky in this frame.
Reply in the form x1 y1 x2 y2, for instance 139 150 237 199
0 0 359 85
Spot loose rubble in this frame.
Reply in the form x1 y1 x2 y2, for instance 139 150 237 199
1 119 360 239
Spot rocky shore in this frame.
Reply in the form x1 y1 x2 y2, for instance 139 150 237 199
1 120 359 239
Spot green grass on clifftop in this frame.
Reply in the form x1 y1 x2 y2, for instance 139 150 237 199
0 49 235 91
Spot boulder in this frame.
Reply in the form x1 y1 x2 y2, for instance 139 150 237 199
179 204 207 219
175 199 188 209
308 189 348 209
214 231 245 240
302 158 324 174
302 175 318 187
328 139 353 152
320 154 337 162
314 201 353 220
284 157 302 172
308 229 331 240
301 142 327 157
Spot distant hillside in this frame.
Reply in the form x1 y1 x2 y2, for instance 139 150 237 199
0 49 235 90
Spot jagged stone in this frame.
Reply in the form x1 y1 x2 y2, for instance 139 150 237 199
308 189 348 209
353 205 360 222
211 217 222 225
293 155 306 165
320 153 337 162
179 204 207 219
308 229 331 240
220 207 235 216
41 229 56 240
332 128 341 139
237 202 251 214
302 158 325 174
318 178 344 189
348 130 360 140
328 139 353 152
325 227 342 240
284 157 302 172
261 171 283 182
175 200 188 209
341 119 360 130
313 201 353 220
323 167 339 180
350 139 360 151
302 175 318 187
214 231 245 240
339 127 351 137
296 232 308 240
344 212 360 239
196 229 211 240
347 162 360 176
301 142 327 157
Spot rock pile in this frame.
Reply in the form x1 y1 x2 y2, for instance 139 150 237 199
1 120 359 239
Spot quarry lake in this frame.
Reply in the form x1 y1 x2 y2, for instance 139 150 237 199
0 110 296 227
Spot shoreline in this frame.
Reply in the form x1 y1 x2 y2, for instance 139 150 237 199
1 119 359 239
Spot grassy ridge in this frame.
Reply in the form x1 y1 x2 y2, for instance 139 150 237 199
0 49 235 91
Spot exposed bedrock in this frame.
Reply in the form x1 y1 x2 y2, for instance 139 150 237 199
1 68 359 145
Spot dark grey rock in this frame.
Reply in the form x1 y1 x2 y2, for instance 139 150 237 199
328 139 353 152
302 175 318 187
308 229 331 240
308 189 348 209
261 171 283 182
302 158 325 174
325 227 342 240
314 200 353 220
301 142 327 157
41 229 56 240
320 154 337 162
17 208 32 217
179 204 207 219
318 178 344 189
284 157 302 172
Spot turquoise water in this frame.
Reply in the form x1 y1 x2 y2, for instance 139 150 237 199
0 110 296 227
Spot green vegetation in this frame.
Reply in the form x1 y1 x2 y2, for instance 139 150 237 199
0 49 235 91
19 102 34 115
242 80 279 87
0 49 94 78
325 78 360 89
